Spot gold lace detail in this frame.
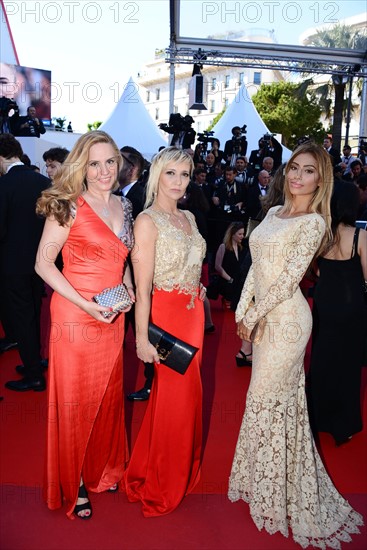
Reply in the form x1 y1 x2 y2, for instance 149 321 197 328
143 208 206 309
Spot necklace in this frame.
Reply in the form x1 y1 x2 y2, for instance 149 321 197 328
153 204 185 229
169 212 184 229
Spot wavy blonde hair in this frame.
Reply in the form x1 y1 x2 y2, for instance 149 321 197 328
283 142 333 256
36 131 122 225
144 147 194 208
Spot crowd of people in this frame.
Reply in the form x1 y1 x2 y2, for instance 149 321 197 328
0 125 366 548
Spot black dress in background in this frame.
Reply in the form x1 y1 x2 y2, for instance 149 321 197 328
220 248 243 302
308 229 367 445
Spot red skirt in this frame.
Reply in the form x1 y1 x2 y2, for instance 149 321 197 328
124 288 204 516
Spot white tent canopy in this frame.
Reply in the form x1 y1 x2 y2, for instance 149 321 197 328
99 77 167 159
211 84 292 162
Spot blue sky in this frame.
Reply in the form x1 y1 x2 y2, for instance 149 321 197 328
4 0 366 132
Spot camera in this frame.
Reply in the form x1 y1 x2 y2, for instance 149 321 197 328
159 113 194 133
197 130 215 144
262 132 275 143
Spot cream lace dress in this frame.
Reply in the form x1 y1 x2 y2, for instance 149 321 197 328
228 206 363 549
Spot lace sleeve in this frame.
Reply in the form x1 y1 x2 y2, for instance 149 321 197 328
235 264 255 323
243 216 325 328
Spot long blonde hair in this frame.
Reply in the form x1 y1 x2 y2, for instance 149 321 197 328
283 142 333 256
36 131 122 225
144 147 194 208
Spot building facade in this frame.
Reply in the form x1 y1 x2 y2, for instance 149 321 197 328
136 30 284 137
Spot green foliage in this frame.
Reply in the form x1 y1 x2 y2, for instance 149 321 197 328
52 116 66 131
87 121 103 131
252 81 324 149
305 23 367 152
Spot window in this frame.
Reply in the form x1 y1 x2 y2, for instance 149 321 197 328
197 121 202 132
253 72 262 85
225 75 230 89
211 78 217 91
224 97 229 108
174 105 178 114
155 108 159 120
146 90 150 102
156 88 160 100
210 100 215 113
238 72 244 85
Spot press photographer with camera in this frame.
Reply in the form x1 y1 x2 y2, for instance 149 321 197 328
16 106 46 138
248 133 282 174
159 113 195 149
224 125 248 166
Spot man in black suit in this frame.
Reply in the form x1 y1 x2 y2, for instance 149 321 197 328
246 170 271 221
15 106 46 138
0 134 50 391
323 136 341 167
118 146 146 218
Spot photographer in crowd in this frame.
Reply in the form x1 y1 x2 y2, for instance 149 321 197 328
248 133 282 174
16 106 46 138
159 113 195 149
224 125 248 166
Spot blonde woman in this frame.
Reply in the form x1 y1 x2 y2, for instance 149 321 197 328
124 147 206 516
36 131 134 519
228 143 363 547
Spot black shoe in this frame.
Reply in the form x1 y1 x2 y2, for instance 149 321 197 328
235 350 252 367
16 359 48 376
127 388 151 401
0 338 18 353
5 376 46 392
204 325 215 333
74 484 92 520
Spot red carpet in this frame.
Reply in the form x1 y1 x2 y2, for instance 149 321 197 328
1 296 366 549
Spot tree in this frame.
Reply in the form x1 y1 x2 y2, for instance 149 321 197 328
305 24 367 152
252 81 324 149
87 121 103 131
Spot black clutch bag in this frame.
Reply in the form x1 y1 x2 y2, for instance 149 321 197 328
93 283 133 318
148 323 199 375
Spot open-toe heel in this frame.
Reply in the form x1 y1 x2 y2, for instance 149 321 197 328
74 484 92 520
235 350 252 367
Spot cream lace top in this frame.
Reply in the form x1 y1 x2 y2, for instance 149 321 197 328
143 208 206 309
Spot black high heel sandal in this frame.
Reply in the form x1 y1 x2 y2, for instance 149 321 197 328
74 484 92 520
235 350 252 367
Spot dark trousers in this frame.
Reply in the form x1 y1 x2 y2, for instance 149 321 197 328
2 272 44 379
125 305 154 390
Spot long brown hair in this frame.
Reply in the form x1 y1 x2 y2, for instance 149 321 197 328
223 222 244 251
283 142 333 257
36 131 122 225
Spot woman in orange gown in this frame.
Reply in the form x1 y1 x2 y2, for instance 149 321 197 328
124 147 207 516
35 131 134 519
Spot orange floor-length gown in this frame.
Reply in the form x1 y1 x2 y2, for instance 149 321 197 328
124 208 206 517
44 196 133 519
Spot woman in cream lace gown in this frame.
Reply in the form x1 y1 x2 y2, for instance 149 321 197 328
228 143 363 548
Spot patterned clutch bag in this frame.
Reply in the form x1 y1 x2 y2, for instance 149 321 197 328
93 283 133 318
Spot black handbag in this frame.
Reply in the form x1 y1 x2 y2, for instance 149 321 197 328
148 323 199 375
